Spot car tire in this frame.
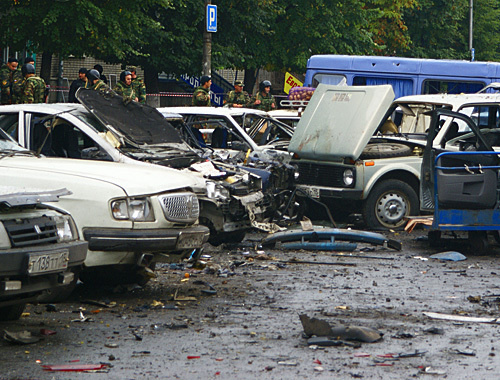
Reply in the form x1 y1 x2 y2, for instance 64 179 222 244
360 143 412 159
363 180 419 230
80 264 156 287
0 304 26 321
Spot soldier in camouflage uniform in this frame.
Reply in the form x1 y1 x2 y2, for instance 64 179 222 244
85 69 108 92
128 66 146 104
0 57 19 105
192 75 212 106
20 64 46 104
251 80 276 112
113 71 138 103
12 57 34 104
224 80 250 108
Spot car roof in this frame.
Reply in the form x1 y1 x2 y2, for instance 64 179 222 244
395 92 500 108
160 106 269 117
0 103 86 113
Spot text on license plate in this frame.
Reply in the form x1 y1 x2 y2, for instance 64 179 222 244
28 250 69 274
298 186 320 199
177 233 205 249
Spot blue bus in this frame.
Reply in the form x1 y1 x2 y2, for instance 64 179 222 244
304 55 500 98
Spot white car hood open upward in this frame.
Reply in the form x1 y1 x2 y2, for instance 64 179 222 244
288 84 394 160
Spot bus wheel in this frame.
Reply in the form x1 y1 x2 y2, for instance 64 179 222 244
360 143 412 159
363 180 419 230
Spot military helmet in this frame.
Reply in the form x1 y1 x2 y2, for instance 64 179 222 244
259 80 272 92
86 69 100 82
120 70 132 82
21 63 35 77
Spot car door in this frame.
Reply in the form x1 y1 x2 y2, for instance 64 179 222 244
420 108 498 212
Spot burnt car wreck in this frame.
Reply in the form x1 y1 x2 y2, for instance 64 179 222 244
75 89 297 244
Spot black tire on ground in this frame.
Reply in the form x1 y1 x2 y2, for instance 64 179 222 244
469 231 489 253
363 179 419 230
0 304 26 321
37 267 81 303
360 143 412 160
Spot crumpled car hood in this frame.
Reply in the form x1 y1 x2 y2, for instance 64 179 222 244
288 84 395 160
76 88 184 146
0 187 70 207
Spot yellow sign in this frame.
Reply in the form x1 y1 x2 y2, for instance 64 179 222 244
284 72 303 94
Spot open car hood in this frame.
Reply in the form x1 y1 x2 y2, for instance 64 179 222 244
76 88 184 146
288 84 395 160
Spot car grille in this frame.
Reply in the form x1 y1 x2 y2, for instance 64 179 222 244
296 162 354 188
158 192 199 223
3 216 58 248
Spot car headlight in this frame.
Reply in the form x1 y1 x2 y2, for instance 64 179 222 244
206 181 230 201
53 215 78 242
343 169 354 187
111 198 155 222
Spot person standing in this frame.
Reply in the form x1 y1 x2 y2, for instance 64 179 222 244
93 64 108 84
251 80 276 111
68 68 87 103
192 75 212 106
85 69 108 92
128 66 146 104
20 64 46 104
0 57 19 105
225 80 250 108
113 70 138 103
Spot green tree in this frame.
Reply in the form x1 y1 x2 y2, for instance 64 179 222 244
471 0 500 61
0 0 169 80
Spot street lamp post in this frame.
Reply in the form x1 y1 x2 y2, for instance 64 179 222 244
469 0 474 61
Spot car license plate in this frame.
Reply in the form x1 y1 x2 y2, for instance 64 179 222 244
176 233 205 249
28 250 69 274
298 185 320 199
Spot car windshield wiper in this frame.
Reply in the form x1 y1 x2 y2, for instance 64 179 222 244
0 149 40 160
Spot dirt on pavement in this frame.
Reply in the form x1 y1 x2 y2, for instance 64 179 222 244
1 228 500 379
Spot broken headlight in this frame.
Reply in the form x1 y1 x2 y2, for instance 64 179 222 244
343 169 354 187
53 215 78 242
111 198 155 222
206 181 230 201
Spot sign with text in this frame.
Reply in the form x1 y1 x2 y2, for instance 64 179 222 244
207 5 217 32
284 72 303 94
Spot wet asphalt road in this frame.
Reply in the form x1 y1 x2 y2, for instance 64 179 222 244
1 229 500 379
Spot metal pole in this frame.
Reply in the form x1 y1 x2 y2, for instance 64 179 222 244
202 0 212 76
469 0 474 60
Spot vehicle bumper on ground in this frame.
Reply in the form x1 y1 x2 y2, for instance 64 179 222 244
82 226 210 252
0 240 88 305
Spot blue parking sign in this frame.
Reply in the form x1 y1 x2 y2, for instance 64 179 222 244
207 5 217 32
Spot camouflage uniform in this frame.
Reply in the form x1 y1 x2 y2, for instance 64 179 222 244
21 76 46 104
131 77 146 104
11 68 24 104
251 91 276 112
192 86 211 106
113 81 137 102
0 64 16 104
86 79 108 92
225 90 250 107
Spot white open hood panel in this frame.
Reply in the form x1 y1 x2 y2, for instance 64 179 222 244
288 84 395 160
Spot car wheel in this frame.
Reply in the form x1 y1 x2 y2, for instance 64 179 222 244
363 180 419 230
360 143 412 159
0 304 26 321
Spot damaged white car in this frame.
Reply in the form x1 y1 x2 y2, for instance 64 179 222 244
0 130 209 286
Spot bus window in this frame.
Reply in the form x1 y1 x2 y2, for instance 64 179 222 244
353 76 413 98
311 74 346 87
422 80 484 94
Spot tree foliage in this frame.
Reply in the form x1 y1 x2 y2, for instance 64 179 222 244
0 0 169 60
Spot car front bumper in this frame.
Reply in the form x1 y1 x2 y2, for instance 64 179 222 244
82 225 210 252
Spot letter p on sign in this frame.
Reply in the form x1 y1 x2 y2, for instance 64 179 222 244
207 5 217 32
